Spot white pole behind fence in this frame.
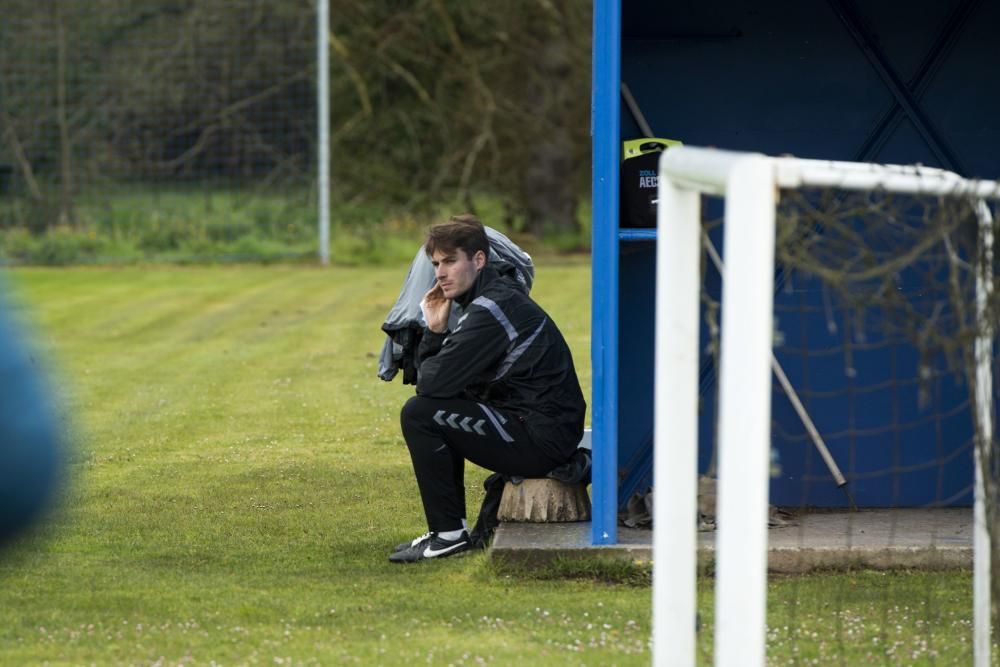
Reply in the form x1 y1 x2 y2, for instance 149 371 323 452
973 199 994 667
317 0 330 265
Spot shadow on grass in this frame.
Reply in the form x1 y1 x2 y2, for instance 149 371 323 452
483 552 651 586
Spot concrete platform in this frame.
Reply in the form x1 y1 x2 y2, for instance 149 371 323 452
490 508 973 573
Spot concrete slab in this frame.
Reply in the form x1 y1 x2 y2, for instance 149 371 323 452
490 508 973 573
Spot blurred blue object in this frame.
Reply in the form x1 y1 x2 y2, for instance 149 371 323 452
0 285 63 546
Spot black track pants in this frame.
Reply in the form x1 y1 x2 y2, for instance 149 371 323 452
400 395 562 532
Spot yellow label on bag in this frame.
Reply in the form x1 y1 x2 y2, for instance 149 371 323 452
623 137 683 160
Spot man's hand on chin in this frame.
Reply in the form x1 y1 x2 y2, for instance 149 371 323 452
421 284 452 333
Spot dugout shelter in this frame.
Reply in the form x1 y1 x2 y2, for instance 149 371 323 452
590 0 1000 544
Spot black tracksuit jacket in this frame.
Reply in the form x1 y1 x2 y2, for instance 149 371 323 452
415 263 586 463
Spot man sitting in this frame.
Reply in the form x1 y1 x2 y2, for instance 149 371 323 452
391 214 586 563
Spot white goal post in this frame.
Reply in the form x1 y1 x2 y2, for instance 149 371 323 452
652 146 1000 667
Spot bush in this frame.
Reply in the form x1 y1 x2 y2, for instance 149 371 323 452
0 226 139 266
0 187 587 266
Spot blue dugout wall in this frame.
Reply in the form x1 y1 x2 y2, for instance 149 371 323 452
591 0 1000 544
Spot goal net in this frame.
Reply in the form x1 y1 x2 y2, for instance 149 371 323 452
652 146 999 666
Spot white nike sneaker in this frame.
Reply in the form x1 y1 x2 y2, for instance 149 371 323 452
392 532 432 554
388 530 471 563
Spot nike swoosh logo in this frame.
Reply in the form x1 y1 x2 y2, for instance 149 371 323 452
423 540 467 558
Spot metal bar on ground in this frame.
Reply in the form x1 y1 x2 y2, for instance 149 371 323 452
703 235 847 488
620 82 655 138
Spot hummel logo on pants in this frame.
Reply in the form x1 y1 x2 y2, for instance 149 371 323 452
400 395 563 533
433 410 487 435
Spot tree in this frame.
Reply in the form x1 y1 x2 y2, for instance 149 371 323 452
0 0 594 237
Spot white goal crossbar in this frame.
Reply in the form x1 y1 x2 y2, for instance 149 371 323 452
653 146 1000 667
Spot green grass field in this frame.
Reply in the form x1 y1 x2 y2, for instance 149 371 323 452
0 260 988 665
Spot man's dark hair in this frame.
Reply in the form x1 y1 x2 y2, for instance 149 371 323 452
424 214 490 260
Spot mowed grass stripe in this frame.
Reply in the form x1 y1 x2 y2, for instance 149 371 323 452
14 267 407 450
4 263 491 564
0 262 660 667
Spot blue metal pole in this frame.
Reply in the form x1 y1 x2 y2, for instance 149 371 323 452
590 0 620 545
